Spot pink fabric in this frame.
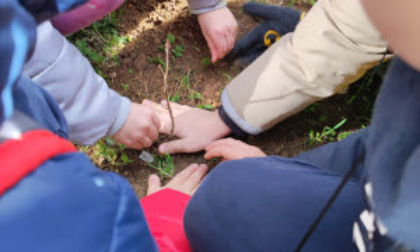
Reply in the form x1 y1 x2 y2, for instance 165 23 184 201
51 0 125 35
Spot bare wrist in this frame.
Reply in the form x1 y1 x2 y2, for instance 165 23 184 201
213 109 232 137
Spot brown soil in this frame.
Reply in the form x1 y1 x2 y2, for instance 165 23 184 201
95 0 380 198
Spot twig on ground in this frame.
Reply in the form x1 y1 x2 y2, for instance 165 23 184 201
162 39 175 136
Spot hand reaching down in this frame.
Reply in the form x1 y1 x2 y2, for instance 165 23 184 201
112 102 161 149
205 138 266 161
142 99 231 154
147 163 209 196
198 7 238 63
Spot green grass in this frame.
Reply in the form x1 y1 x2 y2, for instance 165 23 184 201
147 153 175 178
307 118 347 147
68 10 129 70
288 0 317 7
147 56 166 69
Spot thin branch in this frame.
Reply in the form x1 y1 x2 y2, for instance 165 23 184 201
162 39 175 136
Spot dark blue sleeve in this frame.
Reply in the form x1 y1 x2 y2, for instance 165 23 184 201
0 152 158 252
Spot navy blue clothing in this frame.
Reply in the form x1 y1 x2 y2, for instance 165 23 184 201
185 57 420 252
0 74 159 252
13 76 69 138
185 157 365 252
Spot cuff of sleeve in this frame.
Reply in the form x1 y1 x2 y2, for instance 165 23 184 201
107 97 131 137
221 90 262 135
141 188 192 252
190 0 226 15
218 105 248 140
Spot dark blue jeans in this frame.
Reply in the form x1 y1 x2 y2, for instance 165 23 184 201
184 57 420 252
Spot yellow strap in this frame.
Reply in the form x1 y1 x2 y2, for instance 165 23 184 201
264 12 305 47
264 30 281 47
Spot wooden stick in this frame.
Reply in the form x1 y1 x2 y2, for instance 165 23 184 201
163 39 175 136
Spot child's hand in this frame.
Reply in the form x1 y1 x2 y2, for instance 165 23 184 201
147 164 208 196
204 138 266 161
112 102 160 149
198 7 238 63
142 99 231 154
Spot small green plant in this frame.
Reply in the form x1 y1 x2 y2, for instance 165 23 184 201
180 70 193 88
68 9 129 68
147 153 175 178
74 40 105 63
91 138 134 166
201 57 212 68
147 56 166 69
308 118 347 147
337 130 354 141
304 103 318 113
166 33 176 44
198 104 213 110
128 68 133 74
121 83 129 91
172 45 184 58
189 90 203 101
169 94 180 102
223 73 232 81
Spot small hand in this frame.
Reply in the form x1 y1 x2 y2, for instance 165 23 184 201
112 102 161 149
147 163 209 196
142 99 231 154
198 7 238 63
204 138 266 161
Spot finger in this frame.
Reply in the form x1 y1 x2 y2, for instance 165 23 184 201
207 37 219 63
221 33 232 59
184 164 208 192
159 138 200 154
166 164 199 187
147 124 159 142
143 100 172 134
147 174 162 195
226 30 235 54
215 36 228 62
150 111 161 131
139 136 153 148
205 138 237 151
204 145 228 160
